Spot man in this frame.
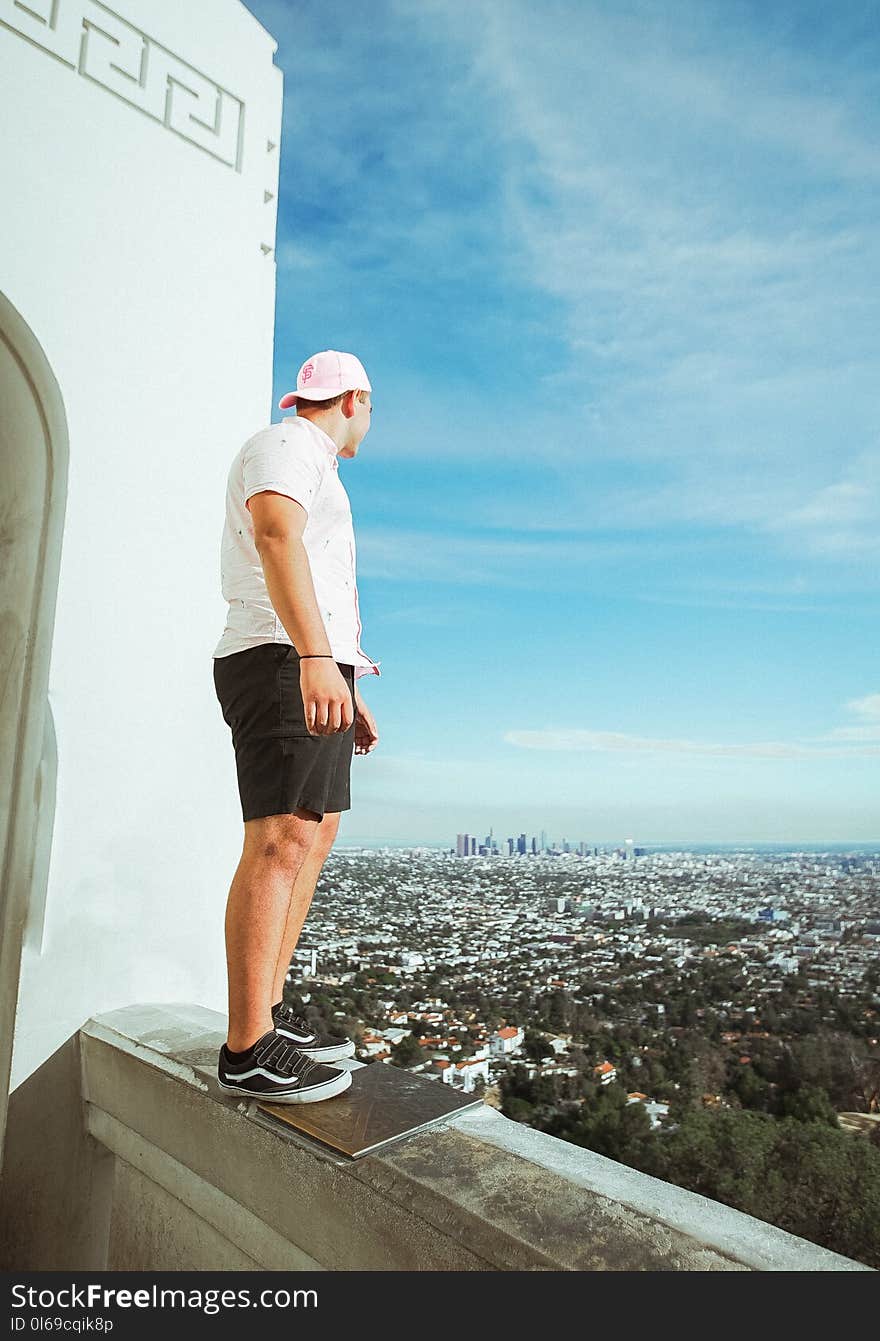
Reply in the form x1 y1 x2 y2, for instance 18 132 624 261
212 350 380 1103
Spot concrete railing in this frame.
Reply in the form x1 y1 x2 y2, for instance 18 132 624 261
0 1004 871 1271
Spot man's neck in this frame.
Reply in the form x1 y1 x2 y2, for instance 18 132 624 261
295 411 343 452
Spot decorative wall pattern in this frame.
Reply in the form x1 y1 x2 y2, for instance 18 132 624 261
1 0 245 170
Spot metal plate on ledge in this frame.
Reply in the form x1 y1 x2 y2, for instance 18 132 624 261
257 1062 484 1159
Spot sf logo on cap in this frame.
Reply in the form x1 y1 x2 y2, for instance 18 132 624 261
301 362 314 383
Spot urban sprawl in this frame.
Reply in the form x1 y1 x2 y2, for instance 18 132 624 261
288 839 880 1112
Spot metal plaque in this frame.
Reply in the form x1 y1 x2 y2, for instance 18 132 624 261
257 1062 484 1159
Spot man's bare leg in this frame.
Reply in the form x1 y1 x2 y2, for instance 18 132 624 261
271 810 341 1006
224 807 321 1052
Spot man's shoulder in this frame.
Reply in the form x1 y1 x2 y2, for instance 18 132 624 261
241 421 286 452
240 419 324 460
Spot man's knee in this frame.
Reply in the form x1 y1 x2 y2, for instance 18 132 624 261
244 809 322 865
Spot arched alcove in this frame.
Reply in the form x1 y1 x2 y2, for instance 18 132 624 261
0 290 68 1173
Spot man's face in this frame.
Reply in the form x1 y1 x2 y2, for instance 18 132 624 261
349 390 373 449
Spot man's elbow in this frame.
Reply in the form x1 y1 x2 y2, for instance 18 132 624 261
254 529 303 554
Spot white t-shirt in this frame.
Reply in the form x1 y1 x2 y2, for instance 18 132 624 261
212 416 381 680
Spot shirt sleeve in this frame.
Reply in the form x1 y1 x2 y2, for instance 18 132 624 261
242 428 327 516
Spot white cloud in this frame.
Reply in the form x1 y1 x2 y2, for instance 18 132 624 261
847 693 880 719
504 728 880 759
821 691 880 743
766 449 880 560
505 689 880 758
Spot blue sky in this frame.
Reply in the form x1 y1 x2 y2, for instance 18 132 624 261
247 0 879 846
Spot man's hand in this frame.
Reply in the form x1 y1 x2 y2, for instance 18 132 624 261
353 688 379 755
300 660 354 735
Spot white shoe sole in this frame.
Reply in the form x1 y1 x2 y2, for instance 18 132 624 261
218 1068 352 1104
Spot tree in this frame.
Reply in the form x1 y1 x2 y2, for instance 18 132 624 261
778 1085 839 1127
390 1034 423 1068
652 1108 880 1268
565 1084 655 1169
505 1096 535 1124
729 1061 771 1114
523 1031 549 1063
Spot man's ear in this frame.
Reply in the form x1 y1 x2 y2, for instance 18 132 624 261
341 389 357 418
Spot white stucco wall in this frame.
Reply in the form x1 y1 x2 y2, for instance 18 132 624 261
1 0 283 1088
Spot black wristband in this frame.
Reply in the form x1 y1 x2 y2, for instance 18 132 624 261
299 654 334 659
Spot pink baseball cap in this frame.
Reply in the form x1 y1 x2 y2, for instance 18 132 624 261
278 350 372 410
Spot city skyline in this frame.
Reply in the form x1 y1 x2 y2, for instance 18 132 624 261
338 836 880 855
454 831 641 858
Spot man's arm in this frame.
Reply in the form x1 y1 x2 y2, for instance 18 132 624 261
248 490 330 656
248 490 353 735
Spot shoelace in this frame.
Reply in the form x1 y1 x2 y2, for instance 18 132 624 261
252 1032 318 1080
275 1003 315 1037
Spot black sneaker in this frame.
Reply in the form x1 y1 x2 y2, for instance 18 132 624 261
217 1030 352 1103
272 1000 356 1062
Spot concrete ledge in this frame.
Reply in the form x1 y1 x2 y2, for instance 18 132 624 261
88 1106 324 1271
2 1003 873 1271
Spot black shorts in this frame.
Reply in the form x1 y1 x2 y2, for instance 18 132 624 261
213 643 356 822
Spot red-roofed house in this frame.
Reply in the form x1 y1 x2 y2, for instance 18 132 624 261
490 1026 524 1057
